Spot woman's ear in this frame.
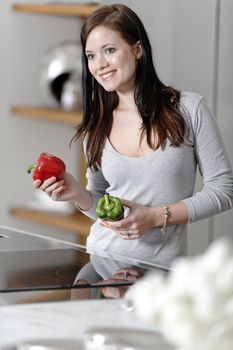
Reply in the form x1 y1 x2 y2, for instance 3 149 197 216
134 41 142 59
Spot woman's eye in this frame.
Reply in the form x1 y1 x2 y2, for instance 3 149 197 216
105 47 116 54
86 54 95 60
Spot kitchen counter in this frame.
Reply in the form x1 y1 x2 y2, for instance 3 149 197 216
0 298 172 350
0 225 172 349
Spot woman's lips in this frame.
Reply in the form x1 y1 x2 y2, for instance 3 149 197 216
99 70 116 81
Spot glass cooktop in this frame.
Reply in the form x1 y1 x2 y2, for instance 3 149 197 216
0 225 169 304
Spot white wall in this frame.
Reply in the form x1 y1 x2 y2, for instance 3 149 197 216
1 0 232 252
214 0 233 240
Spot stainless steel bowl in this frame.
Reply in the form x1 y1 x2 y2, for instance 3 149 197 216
38 40 82 109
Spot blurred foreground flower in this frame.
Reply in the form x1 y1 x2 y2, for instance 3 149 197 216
126 238 233 350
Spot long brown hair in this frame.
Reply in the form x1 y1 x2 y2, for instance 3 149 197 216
72 4 186 170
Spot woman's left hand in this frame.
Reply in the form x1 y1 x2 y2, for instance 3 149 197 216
100 199 156 240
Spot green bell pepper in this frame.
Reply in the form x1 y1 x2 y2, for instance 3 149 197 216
96 194 124 221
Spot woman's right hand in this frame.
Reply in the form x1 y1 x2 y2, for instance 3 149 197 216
33 172 81 202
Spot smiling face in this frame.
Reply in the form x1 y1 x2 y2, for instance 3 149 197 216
85 25 142 93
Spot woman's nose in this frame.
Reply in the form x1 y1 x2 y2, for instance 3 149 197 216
95 54 109 70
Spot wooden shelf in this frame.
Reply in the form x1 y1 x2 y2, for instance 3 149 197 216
12 3 98 17
10 207 92 239
11 106 82 126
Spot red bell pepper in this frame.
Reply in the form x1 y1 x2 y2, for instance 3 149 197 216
27 153 66 181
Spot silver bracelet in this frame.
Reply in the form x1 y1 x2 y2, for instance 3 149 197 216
161 206 169 236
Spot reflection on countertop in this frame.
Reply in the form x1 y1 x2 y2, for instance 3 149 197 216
0 225 169 305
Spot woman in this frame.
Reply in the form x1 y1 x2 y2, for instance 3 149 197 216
35 4 233 268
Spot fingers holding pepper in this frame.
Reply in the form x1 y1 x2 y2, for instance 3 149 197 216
27 153 67 200
27 153 76 201
43 178 65 196
33 176 56 189
27 153 86 203
33 176 65 201
27 153 66 182
96 194 136 239
101 199 156 239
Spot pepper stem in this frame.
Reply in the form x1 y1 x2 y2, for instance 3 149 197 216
104 194 110 205
26 163 37 174
104 194 114 210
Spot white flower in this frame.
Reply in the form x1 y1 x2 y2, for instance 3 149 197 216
126 238 233 350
